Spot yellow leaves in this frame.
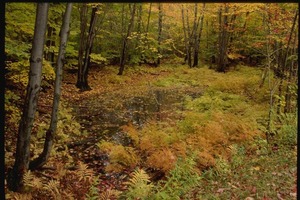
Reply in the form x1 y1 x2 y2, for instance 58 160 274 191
121 123 139 146
251 166 261 171
97 141 140 173
196 151 216 169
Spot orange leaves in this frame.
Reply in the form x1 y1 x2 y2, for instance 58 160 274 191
146 148 177 172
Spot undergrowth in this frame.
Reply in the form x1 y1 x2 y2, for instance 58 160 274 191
5 64 297 199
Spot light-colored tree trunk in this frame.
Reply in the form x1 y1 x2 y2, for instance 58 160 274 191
8 3 49 192
30 3 73 170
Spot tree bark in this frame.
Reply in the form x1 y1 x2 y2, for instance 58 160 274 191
146 3 152 36
29 3 72 170
217 3 229 72
118 3 136 75
8 3 49 192
193 3 205 67
181 4 190 66
76 3 88 88
156 3 163 66
78 5 99 90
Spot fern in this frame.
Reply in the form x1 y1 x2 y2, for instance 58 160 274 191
77 161 95 182
99 189 121 200
153 157 201 199
43 180 61 200
11 192 33 200
23 170 43 190
122 168 154 200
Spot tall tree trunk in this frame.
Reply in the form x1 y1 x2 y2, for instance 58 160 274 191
277 10 298 114
45 26 56 64
8 3 49 192
191 3 198 68
29 3 72 170
186 8 192 67
137 4 142 34
217 3 229 72
78 5 99 90
146 3 152 36
193 3 205 67
283 10 298 113
145 3 152 51
118 3 136 75
76 3 88 88
181 5 190 66
156 3 163 66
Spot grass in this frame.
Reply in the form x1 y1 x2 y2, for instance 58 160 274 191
196 142 297 199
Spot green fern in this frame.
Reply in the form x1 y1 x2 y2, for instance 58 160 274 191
122 168 154 200
153 157 201 199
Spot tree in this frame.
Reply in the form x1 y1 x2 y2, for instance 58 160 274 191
156 3 163 66
29 3 73 170
76 4 99 90
118 3 136 75
193 3 205 67
8 3 49 192
76 3 88 89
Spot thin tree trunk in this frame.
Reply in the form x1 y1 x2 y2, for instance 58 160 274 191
186 8 192 67
217 3 229 72
191 3 198 67
8 3 49 192
157 3 163 66
118 3 136 75
181 4 190 66
76 3 88 88
284 10 298 113
145 3 152 51
29 3 72 170
137 4 142 34
193 3 205 67
277 10 298 114
146 3 152 36
79 5 99 90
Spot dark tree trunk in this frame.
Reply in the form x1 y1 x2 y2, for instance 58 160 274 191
137 4 142 34
193 3 205 67
29 3 72 170
76 3 88 88
146 3 152 35
186 8 192 67
282 10 298 113
181 4 190 67
118 3 136 75
285 22 298 113
156 3 163 66
45 26 56 64
145 3 152 52
8 3 49 192
217 4 230 72
77 5 99 90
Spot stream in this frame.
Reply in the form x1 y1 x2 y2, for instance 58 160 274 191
69 87 203 189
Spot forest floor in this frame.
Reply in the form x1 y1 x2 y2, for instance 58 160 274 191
5 63 297 199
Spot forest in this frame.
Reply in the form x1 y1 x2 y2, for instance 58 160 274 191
4 2 298 199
